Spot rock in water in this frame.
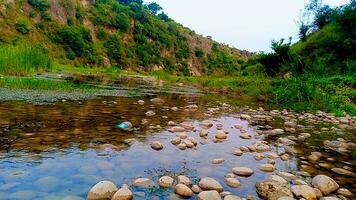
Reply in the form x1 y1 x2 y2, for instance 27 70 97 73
255 180 293 200
177 175 192 186
112 184 133 200
87 181 118 200
215 131 227 139
133 178 153 187
175 184 193 197
197 190 222 200
232 167 254 176
198 177 224 192
311 175 339 195
224 195 241 200
158 176 174 188
150 98 165 105
150 141 163 150
225 177 241 188
291 185 317 200
259 164 275 172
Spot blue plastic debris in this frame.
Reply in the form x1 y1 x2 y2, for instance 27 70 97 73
116 122 132 129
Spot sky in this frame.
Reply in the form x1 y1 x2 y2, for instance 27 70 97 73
143 0 350 52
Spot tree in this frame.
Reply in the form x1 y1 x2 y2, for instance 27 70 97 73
119 0 143 5
146 2 162 15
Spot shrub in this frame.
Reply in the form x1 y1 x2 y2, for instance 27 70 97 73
112 13 130 32
28 0 50 12
104 34 124 65
59 26 92 58
15 21 30 34
195 48 204 58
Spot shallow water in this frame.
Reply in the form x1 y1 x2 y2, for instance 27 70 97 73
0 93 355 200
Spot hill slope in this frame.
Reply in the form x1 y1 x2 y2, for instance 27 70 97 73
0 0 251 76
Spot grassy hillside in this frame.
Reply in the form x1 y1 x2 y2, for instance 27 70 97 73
0 0 251 76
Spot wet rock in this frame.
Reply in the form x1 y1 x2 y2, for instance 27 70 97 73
225 177 241 188
269 129 284 136
168 121 176 126
87 181 118 200
314 188 323 198
233 149 243 156
294 179 308 185
220 191 232 197
215 131 227 140
210 158 225 164
268 175 287 184
177 143 187 150
255 143 271 152
320 197 341 200
158 176 174 188
187 137 197 145
337 188 352 197
259 164 275 172
183 139 195 148
200 120 213 129
177 175 191 186
181 122 194 131
240 134 252 139
308 152 322 162
224 195 241 200
171 137 181 145
146 111 156 116
192 185 203 193
277 197 296 200
280 154 290 161
255 180 293 200
240 114 252 120
277 172 296 180
200 129 209 137
150 141 163 150
312 175 339 195
198 177 224 192
331 168 356 177
277 137 296 145
133 178 153 187
150 98 165 105
197 190 222 200
112 184 133 200
232 167 254 176
254 153 265 161
175 184 193 197
171 107 179 111
170 126 186 132
291 185 317 200
176 132 188 139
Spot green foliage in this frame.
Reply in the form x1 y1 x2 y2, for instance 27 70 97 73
75 5 86 22
97 27 108 40
104 34 124 65
28 0 50 12
0 44 52 75
146 2 162 15
112 13 130 32
59 26 92 58
195 48 204 58
15 21 30 34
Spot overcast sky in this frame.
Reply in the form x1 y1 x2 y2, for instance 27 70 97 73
144 0 350 52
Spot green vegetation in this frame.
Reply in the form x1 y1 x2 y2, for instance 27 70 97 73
0 77 81 90
15 21 30 34
0 44 52 76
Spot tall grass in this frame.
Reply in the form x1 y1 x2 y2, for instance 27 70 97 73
0 44 52 75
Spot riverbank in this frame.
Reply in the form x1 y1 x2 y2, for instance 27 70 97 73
1 65 354 116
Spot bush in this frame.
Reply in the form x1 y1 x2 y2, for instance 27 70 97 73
195 48 204 58
28 0 50 12
59 26 92 58
15 21 30 34
104 34 124 65
112 13 130 32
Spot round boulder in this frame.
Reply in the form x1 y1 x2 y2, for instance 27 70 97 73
198 177 224 192
87 181 118 200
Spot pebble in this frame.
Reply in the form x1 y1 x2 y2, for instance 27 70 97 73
158 176 174 188
232 167 254 176
259 164 275 172
233 149 243 156
87 181 118 200
291 185 317 200
150 141 163 150
225 177 241 188
268 175 287 184
215 131 228 140
331 168 356 177
337 188 352 197
198 177 224 192
176 132 188 139
175 184 193 197
177 175 191 186
224 195 241 200
312 175 339 195
254 153 265 161
192 185 203 193
197 190 222 200
133 178 153 187
200 129 209 137
177 143 187 150
146 111 156 116
112 184 133 200
150 98 165 105
210 158 225 164
171 137 181 145
255 180 293 200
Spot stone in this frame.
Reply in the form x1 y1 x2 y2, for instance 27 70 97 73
232 167 254 176
192 185 203 193
112 184 133 200
337 188 352 197
233 149 243 156
200 120 213 129
133 178 153 187
87 181 118 200
259 164 275 172
187 137 197 145
320 197 341 200
254 153 265 161
150 98 165 105
62 195 85 200
277 172 296 180
183 139 195 148
224 195 241 200
277 197 296 200
175 184 193 197
158 176 174 188
210 159 225 164
138 100 145 105
197 191 222 200
331 168 356 177
150 141 163 150
170 126 186 132
168 121 176 126
200 129 209 137
176 132 188 139
198 177 224 192
225 173 236 178
225 177 241 188
240 114 252 120
268 175 288 184
312 175 339 195
181 122 194 131
171 137 181 145
240 134 252 139
314 188 323 198
220 191 232 197
255 180 293 200
177 143 187 150
145 111 156 116
215 131 227 140
291 185 317 200
177 175 191 186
